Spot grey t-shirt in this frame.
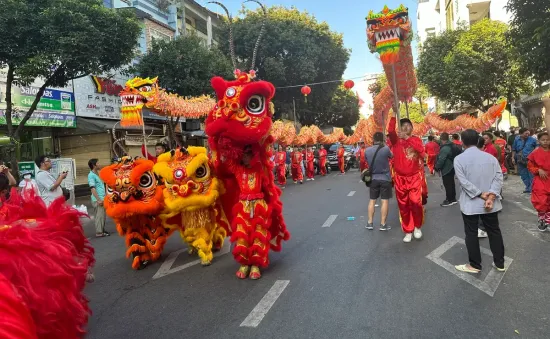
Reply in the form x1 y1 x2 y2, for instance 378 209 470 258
365 144 393 182
36 169 63 206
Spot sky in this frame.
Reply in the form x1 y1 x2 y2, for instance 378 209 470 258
199 0 419 81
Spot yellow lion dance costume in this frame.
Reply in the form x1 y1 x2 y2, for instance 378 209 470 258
154 146 230 266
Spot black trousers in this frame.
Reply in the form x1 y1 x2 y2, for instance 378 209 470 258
461 212 505 270
442 169 456 202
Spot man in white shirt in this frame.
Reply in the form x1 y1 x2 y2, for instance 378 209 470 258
453 129 506 273
35 155 67 206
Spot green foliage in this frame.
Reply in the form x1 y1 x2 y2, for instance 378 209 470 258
400 102 427 124
133 35 233 97
418 19 532 110
368 74 388 99
507 0 550 86
0 0 141 139
314 85 360 127
220 6 353 127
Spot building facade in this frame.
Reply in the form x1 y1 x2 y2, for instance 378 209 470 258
417 0 511 47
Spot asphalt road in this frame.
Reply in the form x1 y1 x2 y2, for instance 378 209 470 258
84 169 550 339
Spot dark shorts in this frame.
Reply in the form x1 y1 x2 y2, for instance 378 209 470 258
369 179 392 200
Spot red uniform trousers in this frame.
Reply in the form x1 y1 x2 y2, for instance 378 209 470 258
277 164 286 186
306 161 315 179
319 158 327 176
360 160 368 172
394 172 425 233
532 177 550 223
338 157 345 173
291 165 303 182
426 155 436 174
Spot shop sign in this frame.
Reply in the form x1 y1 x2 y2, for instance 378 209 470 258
0 109 76 127
17 162 37 178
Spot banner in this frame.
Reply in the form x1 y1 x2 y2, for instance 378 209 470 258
0 81 76 127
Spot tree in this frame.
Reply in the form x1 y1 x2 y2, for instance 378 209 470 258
219 6 353 127
507 0 550 86
418 20 532 111
368 74 388 99
312 85 359 127
133 35 233 97
0 0 141 165
400 102 427 124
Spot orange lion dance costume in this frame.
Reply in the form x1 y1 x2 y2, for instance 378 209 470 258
100 156 170 270
205 1 290 280
153 146 230 266
0 192 94 339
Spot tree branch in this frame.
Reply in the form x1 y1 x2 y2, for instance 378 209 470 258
5 65 15 138
13 65 65 139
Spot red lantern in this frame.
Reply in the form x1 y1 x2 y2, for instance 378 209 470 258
344 80 354 90
301 85 311 103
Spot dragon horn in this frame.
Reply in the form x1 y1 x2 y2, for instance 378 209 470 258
244 0 267 71
207 2 237 71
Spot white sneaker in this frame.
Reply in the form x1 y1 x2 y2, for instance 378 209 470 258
311 178 315 181
403 233 413 243
413 227 422 239
478 229 488 238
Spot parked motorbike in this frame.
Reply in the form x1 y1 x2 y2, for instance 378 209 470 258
344 154 355 172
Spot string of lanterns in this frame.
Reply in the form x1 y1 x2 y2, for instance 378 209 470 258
298 79 355 102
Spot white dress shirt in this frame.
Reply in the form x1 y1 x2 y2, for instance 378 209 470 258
454 146 503 215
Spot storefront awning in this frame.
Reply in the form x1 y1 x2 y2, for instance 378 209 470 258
56 117 162 136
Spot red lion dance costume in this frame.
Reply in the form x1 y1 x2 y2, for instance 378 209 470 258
205 1 289 280
0 191 94 339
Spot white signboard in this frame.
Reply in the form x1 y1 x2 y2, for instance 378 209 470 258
50 158 76 191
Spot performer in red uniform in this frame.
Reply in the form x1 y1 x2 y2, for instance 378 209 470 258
424 136 440 175
528 132 550 231
452 134 463 147
318 145 327 176
357 142 368 171
291 148 304 184
337 144 346 174
275 145 287 187
494 131 507 175
482 132 508 173
305 146 315 180
388 116 426 243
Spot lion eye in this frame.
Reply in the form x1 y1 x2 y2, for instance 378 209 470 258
139 172 153 188
247 95 265 115
139 85 152 92
195 165 207 178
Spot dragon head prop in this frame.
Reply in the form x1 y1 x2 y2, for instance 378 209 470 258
366 4 412 64
119 77 159 127
153 147 223 212
99 157 164 219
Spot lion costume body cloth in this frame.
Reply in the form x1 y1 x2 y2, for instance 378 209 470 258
205 71 290 279
153 147 229 266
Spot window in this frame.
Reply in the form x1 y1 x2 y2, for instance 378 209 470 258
445 0 454 30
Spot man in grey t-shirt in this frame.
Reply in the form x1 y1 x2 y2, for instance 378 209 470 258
364 132 393 231
35 155 67 206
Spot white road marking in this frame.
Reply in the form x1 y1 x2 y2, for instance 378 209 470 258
347 191 356 197
240 280 290 328
322 215 338 228
152 241 231 280
512 201 537 215
426 236 513 297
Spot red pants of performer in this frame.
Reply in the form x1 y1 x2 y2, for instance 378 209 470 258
231 199 271 268
306 162 314 179
291 165 303 182
394 172 424 233
360 160 368 172
338 157 345 173
426 155 436 174
532 177 550 223
277 165 286 186
319 159 327 176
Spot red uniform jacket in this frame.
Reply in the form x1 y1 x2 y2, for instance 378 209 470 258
388 117 425 176
276 151 286 166
424 141 440 156
337 147 345 159
452 140 463 147
484 143 499 159
291 151 303 168
318 148 327 161
306 151 314 164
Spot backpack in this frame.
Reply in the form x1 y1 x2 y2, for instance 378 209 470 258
447 143 462 160
361 145 382 187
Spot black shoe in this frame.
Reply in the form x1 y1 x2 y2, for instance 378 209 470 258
538 220 548 232
440 200 457 207
379 224 391 231
365 223 374 230
103 231 111 236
